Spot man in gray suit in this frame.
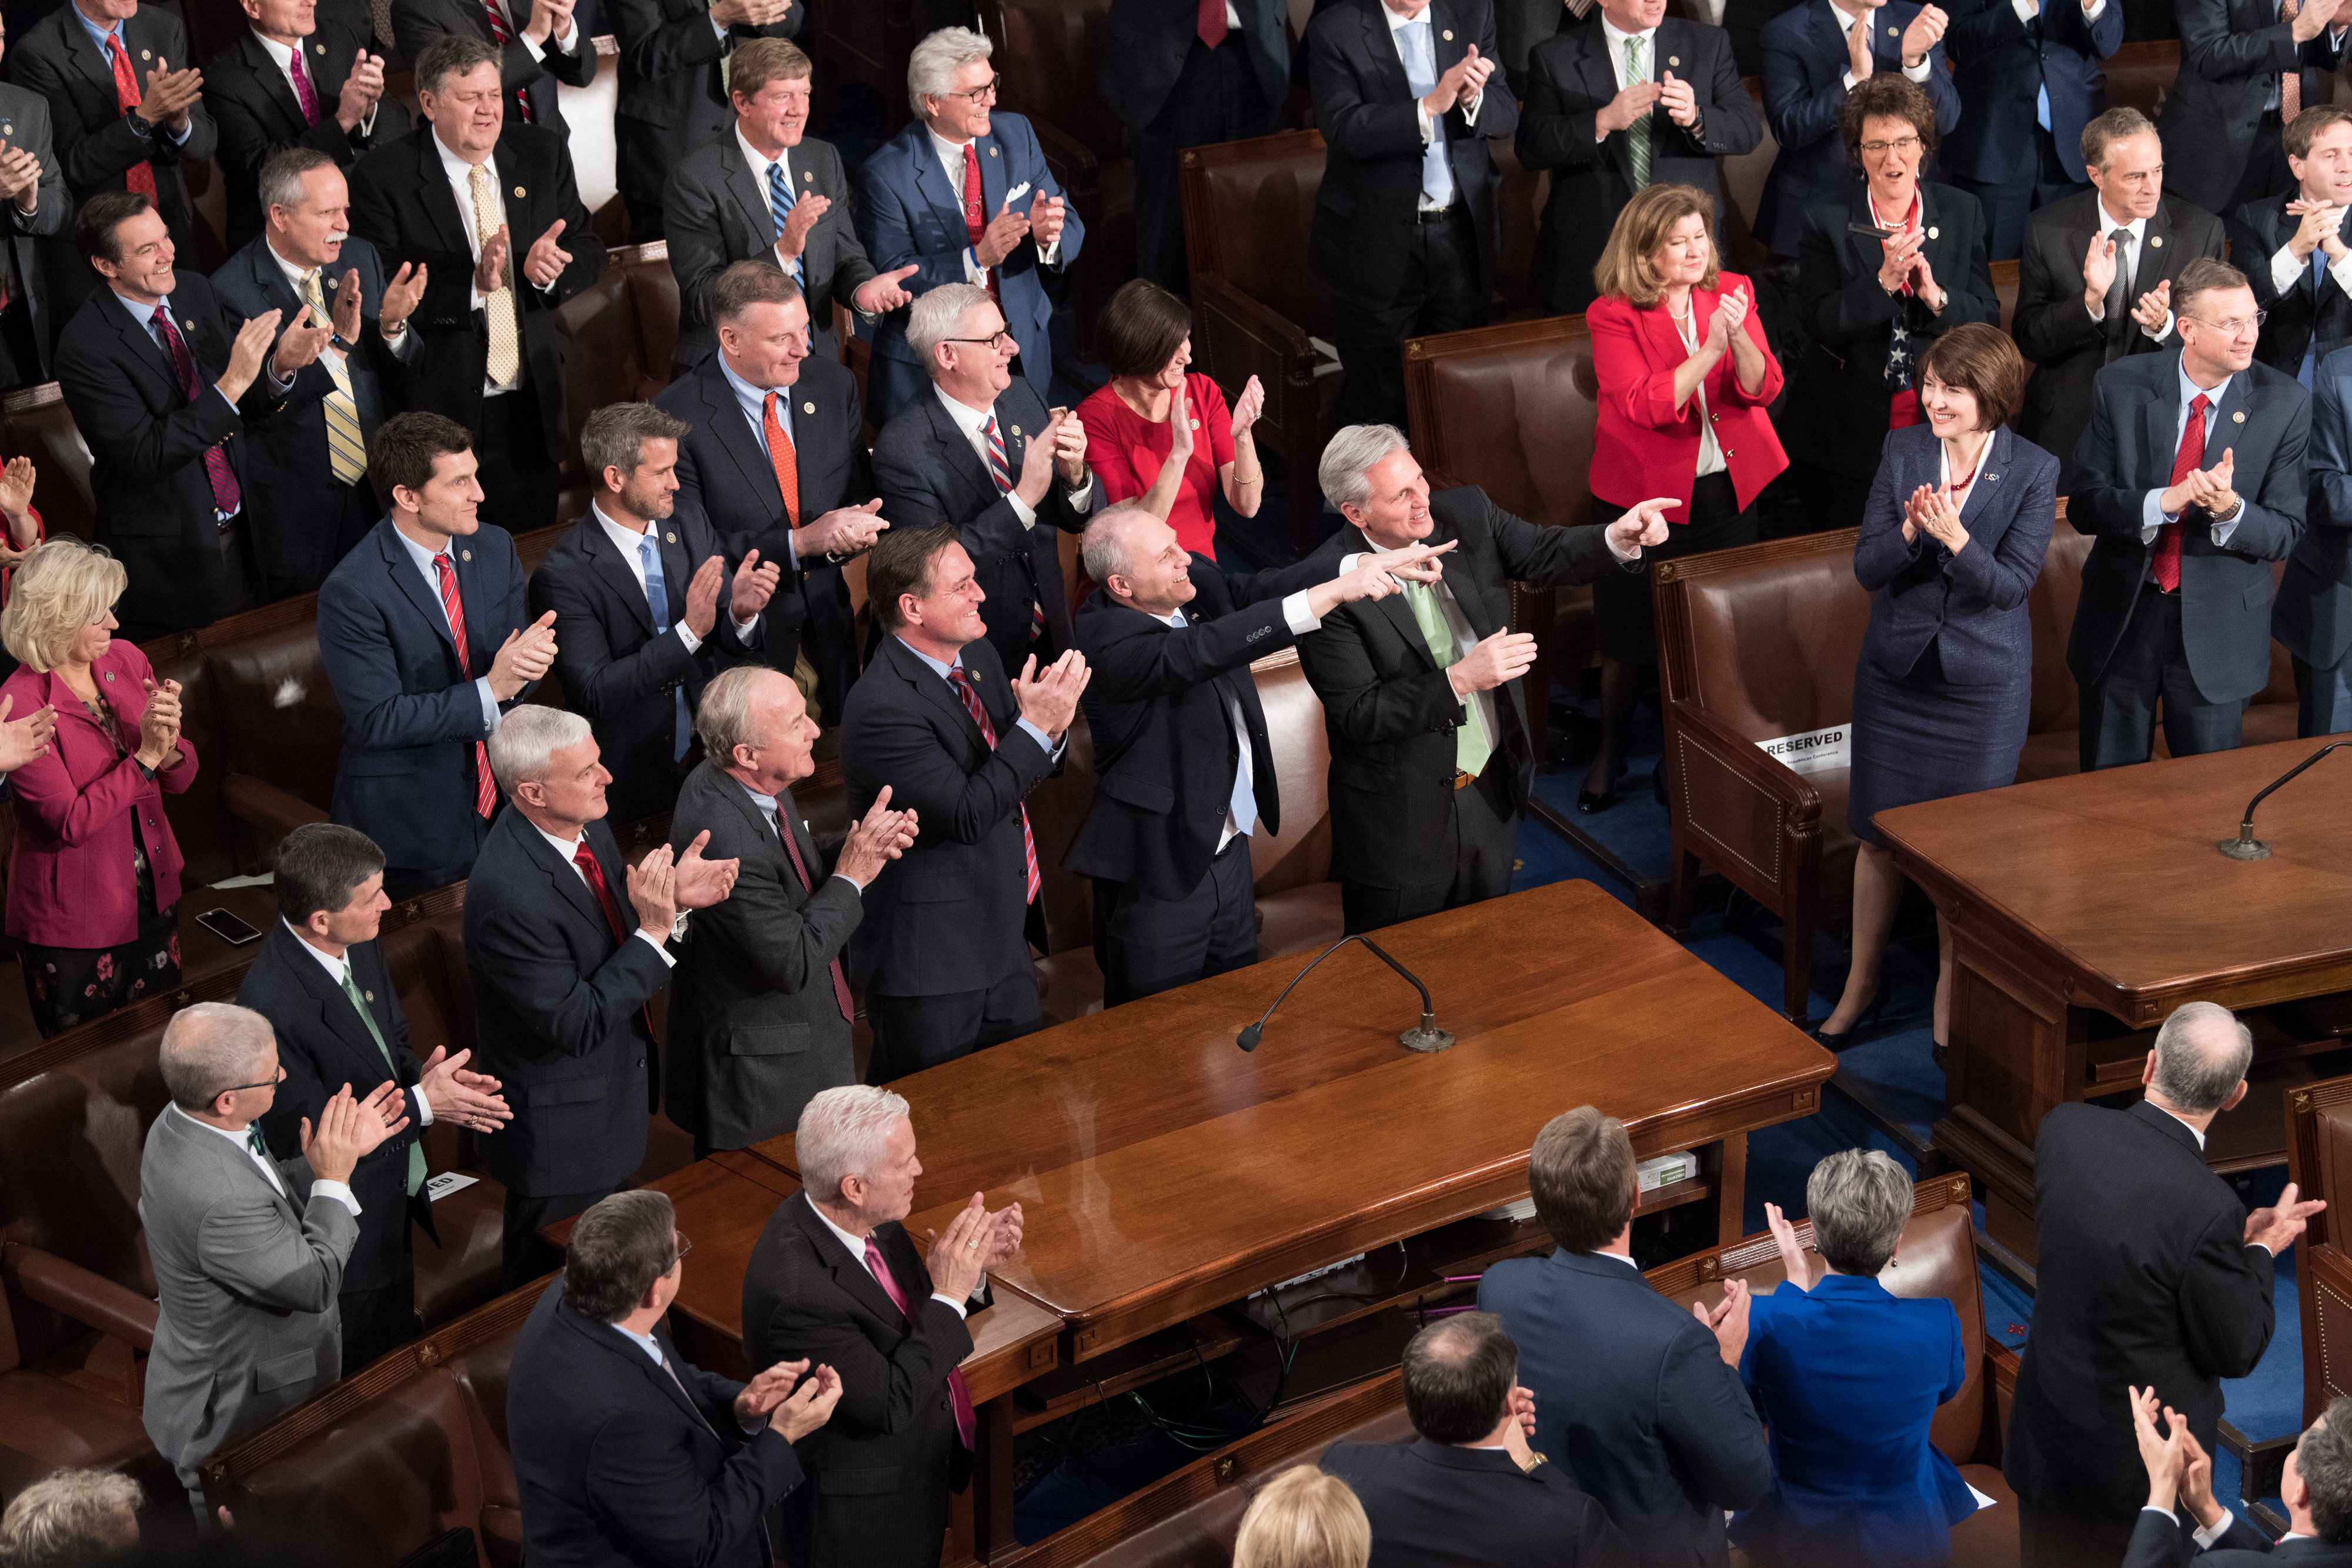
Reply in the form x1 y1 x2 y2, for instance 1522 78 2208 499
666 666 916 1156
139 1001 403 1509
660 38 915 377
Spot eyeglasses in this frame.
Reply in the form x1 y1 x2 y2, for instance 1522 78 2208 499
945 329 1013 352
942 75 1000 102
1859 135 1922 155
671 1232 693 1269
2189 312 2267 335
219 1064 287 1096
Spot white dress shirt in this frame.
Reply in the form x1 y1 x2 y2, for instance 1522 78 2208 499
255 31 377 136
1600 15 1660 91
391 526 505 734
430 131 557 393
1163 592 1334 851
530 821 679 965
280 918 433 1127
587 501 758 649
2084 210 2174 341
2141 356 2247 549
2008 0 2106 25
734 126 803 277
2130 1509 2237 1550
928 385 1094 529
809 1200 973 1316
1826 0 1933 88
1381 0 1484 183
927 128 1063 287
172 1102 360 1215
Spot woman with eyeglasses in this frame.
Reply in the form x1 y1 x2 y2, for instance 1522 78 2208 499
0 540 195 1035
1075 279 1268 562
1786 74 1999 533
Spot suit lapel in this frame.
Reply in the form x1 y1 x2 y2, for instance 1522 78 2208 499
1954 426 2007 533
99 290 177 392
695 363 784 518
240 31 310 134
179 1108 305 1225
516 814 612 940
453 536 500 678
416 132 476 259
493 139 532 241
380 525 459 664
2135 202 2169 297
793 1194 918 1330
582 514 658 637
888 636 989 748
1350 524 1439 670
280 927 397 1081
2143 359 2184 479
909 126 972 239
724 146 781 246
2211 372 2254 464
926 394 998 513
68 14 120 96
1357 1 1411 101
1572 31 1630 185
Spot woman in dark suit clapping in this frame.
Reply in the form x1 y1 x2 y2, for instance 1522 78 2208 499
1816 325 2055 1055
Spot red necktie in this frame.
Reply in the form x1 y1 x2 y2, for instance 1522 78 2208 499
861 1236 976 1449
104 36 158 199
961 141 1000 305
286 43 320 126
1197 0 1229 49
773 807 854 1022
432 555 499 818
944 667 1041 902
150 311 242 517
573 839 657 1035
477 0 536 122
2157 393 2207 594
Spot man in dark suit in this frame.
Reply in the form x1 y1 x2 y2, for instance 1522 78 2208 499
854 25 1083 428
2159 0 2349 220
2127 1393 2352 1567
239 821 513 1374
1942 0 2122 260
317 411 557 894
609 0 798 241
203 0 404 250
1102 0 1289 291
1479 1106 1770 1567
2006 1001 2323 1565
346 34 605 535
660 39 911 375
12 0 215 328
2233 105 2352 387
667 667 916 1156
1323 1312 1633 1567
2067 256 2309 770
873 282 1093 680
655 262 886 728
1067 500 1442 1005
838 523 1087 1082
1297 424 1669 934
528 400 784 825
2284 339 2352 736
0 43 68 389
212 148 421 598
465 703 740 1286
741 1085 1022 1568
55 190 305 643
1307 0 1519 429
508 1189 841 1568
389 0 587 136
1515 0 1760 315
1753 0 1960 261
2016 108 2227 493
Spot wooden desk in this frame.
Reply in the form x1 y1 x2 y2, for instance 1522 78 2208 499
1877 738 2352 1260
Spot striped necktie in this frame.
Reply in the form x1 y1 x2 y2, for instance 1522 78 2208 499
338 966 426 1196
637 534 693 761
300 270 369 484
151 310 242 516
1625 35 1652 189
980 414 1044 644
432 554 500 818
767 160 805 293
944 666 1041 902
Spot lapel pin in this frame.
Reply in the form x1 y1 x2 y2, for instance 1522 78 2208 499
802 400 814 413
462 549 473 561
514 185 526 198
988 146 998 157
2151 235 2163 247
1442 26 1454 38
365 989 375 1001
1668 54 1679 65
1886 24 1897 33
104 670 114 681
1011 424 1022 437
666 530 677 542
1927 226 1939 239
316 42 326 52
803 170 813 182
141 48 151 59
2 125 11 136
2234 410 2247 423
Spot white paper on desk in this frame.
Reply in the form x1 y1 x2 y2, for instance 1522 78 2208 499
1967 1483 1999 1511
425 1172 480 1203
1758 725 1850 777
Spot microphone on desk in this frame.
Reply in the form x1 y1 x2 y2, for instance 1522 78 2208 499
1236 934 1456 1055
2216 740 2352 860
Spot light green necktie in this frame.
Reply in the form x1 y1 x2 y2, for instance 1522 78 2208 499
342 967 426 1197
1626 36 1652 189
1403 579 1492 778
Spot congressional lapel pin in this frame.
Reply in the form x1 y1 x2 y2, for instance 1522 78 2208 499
1011 424 1022 437
316 42 326 52
1927 226 1938 239
802 400 814 414
1442 27 1454 38
141 48 151 59
514 186 526 198
2234 410 2247 423
1886 24 1896 33
365 990 375 1002
1668 54 1679 65
988 146 998 157
666 531 677 542
103 670 114 682
2151 235 2163 247
462 549 473 561
803 169 813 182
1 125 11 137
182 317 194 329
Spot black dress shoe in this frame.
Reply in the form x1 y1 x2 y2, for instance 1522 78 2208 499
1577 785 1616 814
1809 989 1889 1049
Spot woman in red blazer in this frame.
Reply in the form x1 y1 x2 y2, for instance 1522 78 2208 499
1583 184 1788 813
0 541 195 1035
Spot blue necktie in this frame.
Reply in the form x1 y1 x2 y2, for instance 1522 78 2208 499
640 534 693 760
1401 19 1455 208
767 161 805 293
2307 245 2332 389
1174 611 1259 838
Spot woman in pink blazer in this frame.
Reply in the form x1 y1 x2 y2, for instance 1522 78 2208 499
1582 184 1788 813
0 541 196 1035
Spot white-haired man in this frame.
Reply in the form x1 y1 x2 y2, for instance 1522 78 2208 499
2008 999 2327 1563
141 1001 400 1509
1298 423 1677 932
463 704 741 1286
743 1085 1022 1568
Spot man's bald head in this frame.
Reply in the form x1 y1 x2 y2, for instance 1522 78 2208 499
2149 1001 2253 1114
1399 1311 1517 1445
1081 501 1197 616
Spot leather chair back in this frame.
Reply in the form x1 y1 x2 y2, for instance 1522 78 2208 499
196 611 350 868
2023 526 2092 742
985 0 1125 158
617 242 679 390
2103 42 2180 121
1993 259 2020 334
1661 531 1868 744
1180 130 1331 343
3 386 96 543
557 268 646 485
1403 315 1598 530
2290 1074 2352 1425
1026 710 1099 961
1490 138 1549 314
1246 650 1331 896
1716 78 1776 269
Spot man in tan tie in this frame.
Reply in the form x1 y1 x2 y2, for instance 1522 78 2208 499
346 32 604 533
213 146 425 597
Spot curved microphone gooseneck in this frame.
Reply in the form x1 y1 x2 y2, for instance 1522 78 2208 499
1236 935 1455 1054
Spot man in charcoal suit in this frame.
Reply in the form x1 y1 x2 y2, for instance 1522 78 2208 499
203 0 405 250
607 0 800 240
0 62 68 387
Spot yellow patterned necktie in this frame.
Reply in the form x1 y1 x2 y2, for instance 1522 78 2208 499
468 162 523 387
300 270 369 485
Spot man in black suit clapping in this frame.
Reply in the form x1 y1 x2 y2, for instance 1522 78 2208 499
203 0 405 250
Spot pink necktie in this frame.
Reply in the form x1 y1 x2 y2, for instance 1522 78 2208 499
862 1237 976 1449
945 667 1041 901
286 44 320 125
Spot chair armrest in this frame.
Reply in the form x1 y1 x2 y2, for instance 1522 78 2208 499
1192 272 1319 454
3 1242 156 1351
222 771 330 864
1665 700 1824 822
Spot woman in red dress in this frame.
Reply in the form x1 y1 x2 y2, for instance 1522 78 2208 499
1075 280 1267 561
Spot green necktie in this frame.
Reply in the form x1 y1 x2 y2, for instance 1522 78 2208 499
1403 580 1492 778
1626 36 1652 189
246 1125 271 1162
342 967 427 1197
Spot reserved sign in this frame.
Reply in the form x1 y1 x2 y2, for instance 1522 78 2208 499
1758 726 1851 776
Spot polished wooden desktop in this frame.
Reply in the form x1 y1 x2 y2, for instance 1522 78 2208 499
599 878 1836 1563
1877 737 2352 1261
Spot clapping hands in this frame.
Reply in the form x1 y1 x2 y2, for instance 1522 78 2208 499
1902 483 1969 554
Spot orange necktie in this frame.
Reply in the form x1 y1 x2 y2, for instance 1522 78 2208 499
763 392 801 530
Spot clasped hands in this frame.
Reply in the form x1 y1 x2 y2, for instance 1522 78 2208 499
136 677 186 773
1014 407 1088 506
924 1191 1024 1303
974 190 1068 269
475 219 574 296
1420 42 1495 119
1596 69 1700 140
734 1358 844 1442
2131 1385 2226 1529
679 547 784 638
1900 482 1970 553
625 829 743 944
2081 242 2174 337
2157 447 2239 524
1876 229 1946 313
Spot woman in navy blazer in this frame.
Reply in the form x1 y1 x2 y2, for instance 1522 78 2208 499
0 541 196 1035
1739 1149 1978 1567
1818 324 2054 1051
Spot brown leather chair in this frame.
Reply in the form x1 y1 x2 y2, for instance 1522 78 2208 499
1180 129 1337 553
0 1239 171 1509
1718 78 1778 272
799 0 967 130
617 240 680 390
2104 42 2180 121
1248 648 1344 959
1400 313 1602 774
1030 713 1107 1027
1993 259 2020 334
3 385 97 544
2287 1074 2352 1426
977 0 1133 353
556 265 649 487
1490 137 1550 317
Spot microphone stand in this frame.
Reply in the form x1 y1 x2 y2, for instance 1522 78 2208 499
1237 934 1455 1054
2216 741 2352 861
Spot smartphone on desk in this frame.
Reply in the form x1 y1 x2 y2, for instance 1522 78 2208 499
195 907 263 945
